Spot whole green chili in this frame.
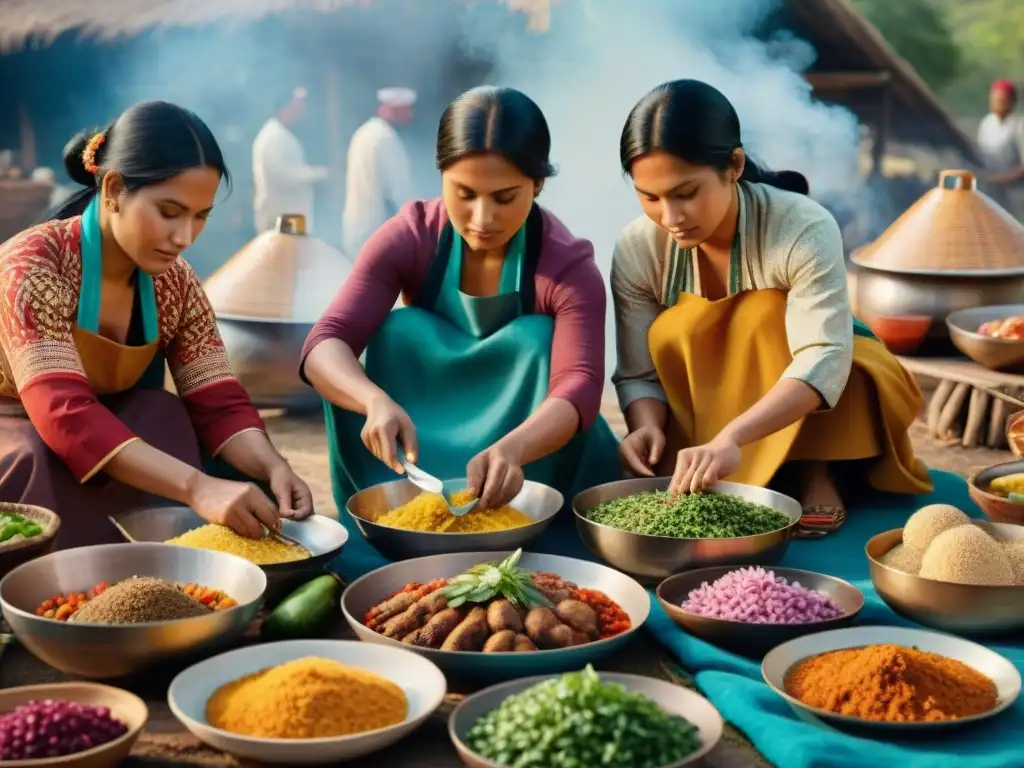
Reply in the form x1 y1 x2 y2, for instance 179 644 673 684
465 665 701 768
586 490 789 538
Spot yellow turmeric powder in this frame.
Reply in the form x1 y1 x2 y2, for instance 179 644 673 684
205 657 407 738
376 490 533 533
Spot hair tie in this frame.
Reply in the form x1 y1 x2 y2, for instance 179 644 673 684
82 132 106 176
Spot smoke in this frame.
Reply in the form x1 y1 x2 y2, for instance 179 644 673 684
459 0 864 369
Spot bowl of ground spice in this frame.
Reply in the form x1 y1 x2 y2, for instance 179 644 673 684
656 566 864 657
346 478 563 559
762 625 1021 731
573 478 800 581
168 639 446 764
0 543 266 678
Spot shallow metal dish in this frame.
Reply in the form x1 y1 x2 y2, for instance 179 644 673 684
866 524 1024 636
341 551 649 681
969 459 1024 525
346 478 563 560
656 566 864 658
0 682 148 766
113 506 347 601
448 672 723 768
0 543 266 678
762 625 1021 731
573 478 801 582
169 639 445 765
947 305 1024 372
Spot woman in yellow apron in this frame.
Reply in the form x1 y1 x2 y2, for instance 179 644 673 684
0 100 312 548
611 80 931 533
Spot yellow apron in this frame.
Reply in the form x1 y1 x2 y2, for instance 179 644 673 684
648 288 932 495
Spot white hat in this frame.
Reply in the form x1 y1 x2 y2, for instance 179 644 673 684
377 87 417 108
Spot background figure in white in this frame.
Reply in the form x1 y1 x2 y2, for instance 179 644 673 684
252 87 328 234
342 87 415 255
977 79 1024 215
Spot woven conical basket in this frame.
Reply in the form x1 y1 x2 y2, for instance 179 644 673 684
851 170 1024 275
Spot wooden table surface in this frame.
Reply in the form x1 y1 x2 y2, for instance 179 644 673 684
0 617 770 768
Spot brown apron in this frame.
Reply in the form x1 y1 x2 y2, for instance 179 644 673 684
70 325 160 395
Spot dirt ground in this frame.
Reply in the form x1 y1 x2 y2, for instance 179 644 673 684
264 390 1008 520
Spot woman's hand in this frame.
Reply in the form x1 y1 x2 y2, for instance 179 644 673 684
362 394 418 473
466 442 525 511
619 425 666 477
669 434 741 495
188 475 281 539
268 462 315 520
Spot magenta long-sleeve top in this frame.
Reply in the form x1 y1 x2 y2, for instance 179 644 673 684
300 198 607 430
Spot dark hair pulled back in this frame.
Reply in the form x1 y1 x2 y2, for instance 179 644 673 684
52 100 230 220
436 86 556 181
620 79 809 195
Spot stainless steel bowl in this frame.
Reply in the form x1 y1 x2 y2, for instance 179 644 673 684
346 478 563 559
112 506 348 602
573 478 801 582
947 305 1024 372
341 550 649 681
866 524 1024 636
0 543 266 679
656 566 864 657
448 672 723 768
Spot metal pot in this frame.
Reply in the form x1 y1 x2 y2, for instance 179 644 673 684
204 214 353 410
850 264 1024 346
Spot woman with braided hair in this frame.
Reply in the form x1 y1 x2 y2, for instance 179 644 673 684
0 100 312 548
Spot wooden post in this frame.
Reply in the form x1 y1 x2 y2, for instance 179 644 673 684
870 80 892 179
17 101 36 170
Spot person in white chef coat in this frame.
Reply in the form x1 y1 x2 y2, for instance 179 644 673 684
978 79 1024 214
342 87 415 255
253 87 329 234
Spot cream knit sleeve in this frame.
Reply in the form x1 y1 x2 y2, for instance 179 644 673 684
610 219 667 412
780 212 854 409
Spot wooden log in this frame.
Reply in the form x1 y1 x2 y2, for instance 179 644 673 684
989 396 1008 449
963 388 990 448
937 382 970 440
926 379 956 437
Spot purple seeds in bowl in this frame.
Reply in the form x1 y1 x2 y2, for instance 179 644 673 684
0 699 128 761
656 566 864 658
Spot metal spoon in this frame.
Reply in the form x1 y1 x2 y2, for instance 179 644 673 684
401 456 478 517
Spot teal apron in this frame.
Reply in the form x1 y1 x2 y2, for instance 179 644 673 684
324 207 622 572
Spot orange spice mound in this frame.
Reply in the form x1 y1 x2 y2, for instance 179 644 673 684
784 643 998 722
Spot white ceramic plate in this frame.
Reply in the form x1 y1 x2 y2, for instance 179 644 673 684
167 639 446 764
449 672 723 767
762 625 1022 731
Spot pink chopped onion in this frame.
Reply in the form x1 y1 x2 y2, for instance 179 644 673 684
681 566 844 624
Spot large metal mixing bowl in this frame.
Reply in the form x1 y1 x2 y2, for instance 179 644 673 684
346 478 563 559
866 524 1024 636
947 304 1024 372
0 543 266 678
112 506 348 602
850 265 1024 348
573 478 800 582
215 317 319 411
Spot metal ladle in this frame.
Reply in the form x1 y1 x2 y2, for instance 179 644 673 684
401 454 478 517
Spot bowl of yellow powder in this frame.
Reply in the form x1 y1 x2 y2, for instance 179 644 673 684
168 639 446 764
346 477 564 559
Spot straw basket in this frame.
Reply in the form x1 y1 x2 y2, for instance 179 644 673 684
0 504 61 580
852 170 1024 275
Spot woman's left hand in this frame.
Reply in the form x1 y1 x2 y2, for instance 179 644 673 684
466 442 525 511
268 462 315 519
669 434 742 495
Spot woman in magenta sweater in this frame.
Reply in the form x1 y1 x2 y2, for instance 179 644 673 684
301 86 621 521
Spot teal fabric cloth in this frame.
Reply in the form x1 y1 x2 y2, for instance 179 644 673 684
324 224 622 570
647 469 1024 768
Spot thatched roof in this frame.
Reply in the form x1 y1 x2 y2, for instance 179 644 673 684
789 0 976 160
0 0 552 50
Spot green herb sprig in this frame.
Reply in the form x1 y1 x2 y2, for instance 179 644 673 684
442 549 550 609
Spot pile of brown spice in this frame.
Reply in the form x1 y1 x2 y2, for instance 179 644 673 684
72 577 211 624
784 643 998 722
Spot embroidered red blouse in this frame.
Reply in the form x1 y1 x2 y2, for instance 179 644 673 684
0 217 265 482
